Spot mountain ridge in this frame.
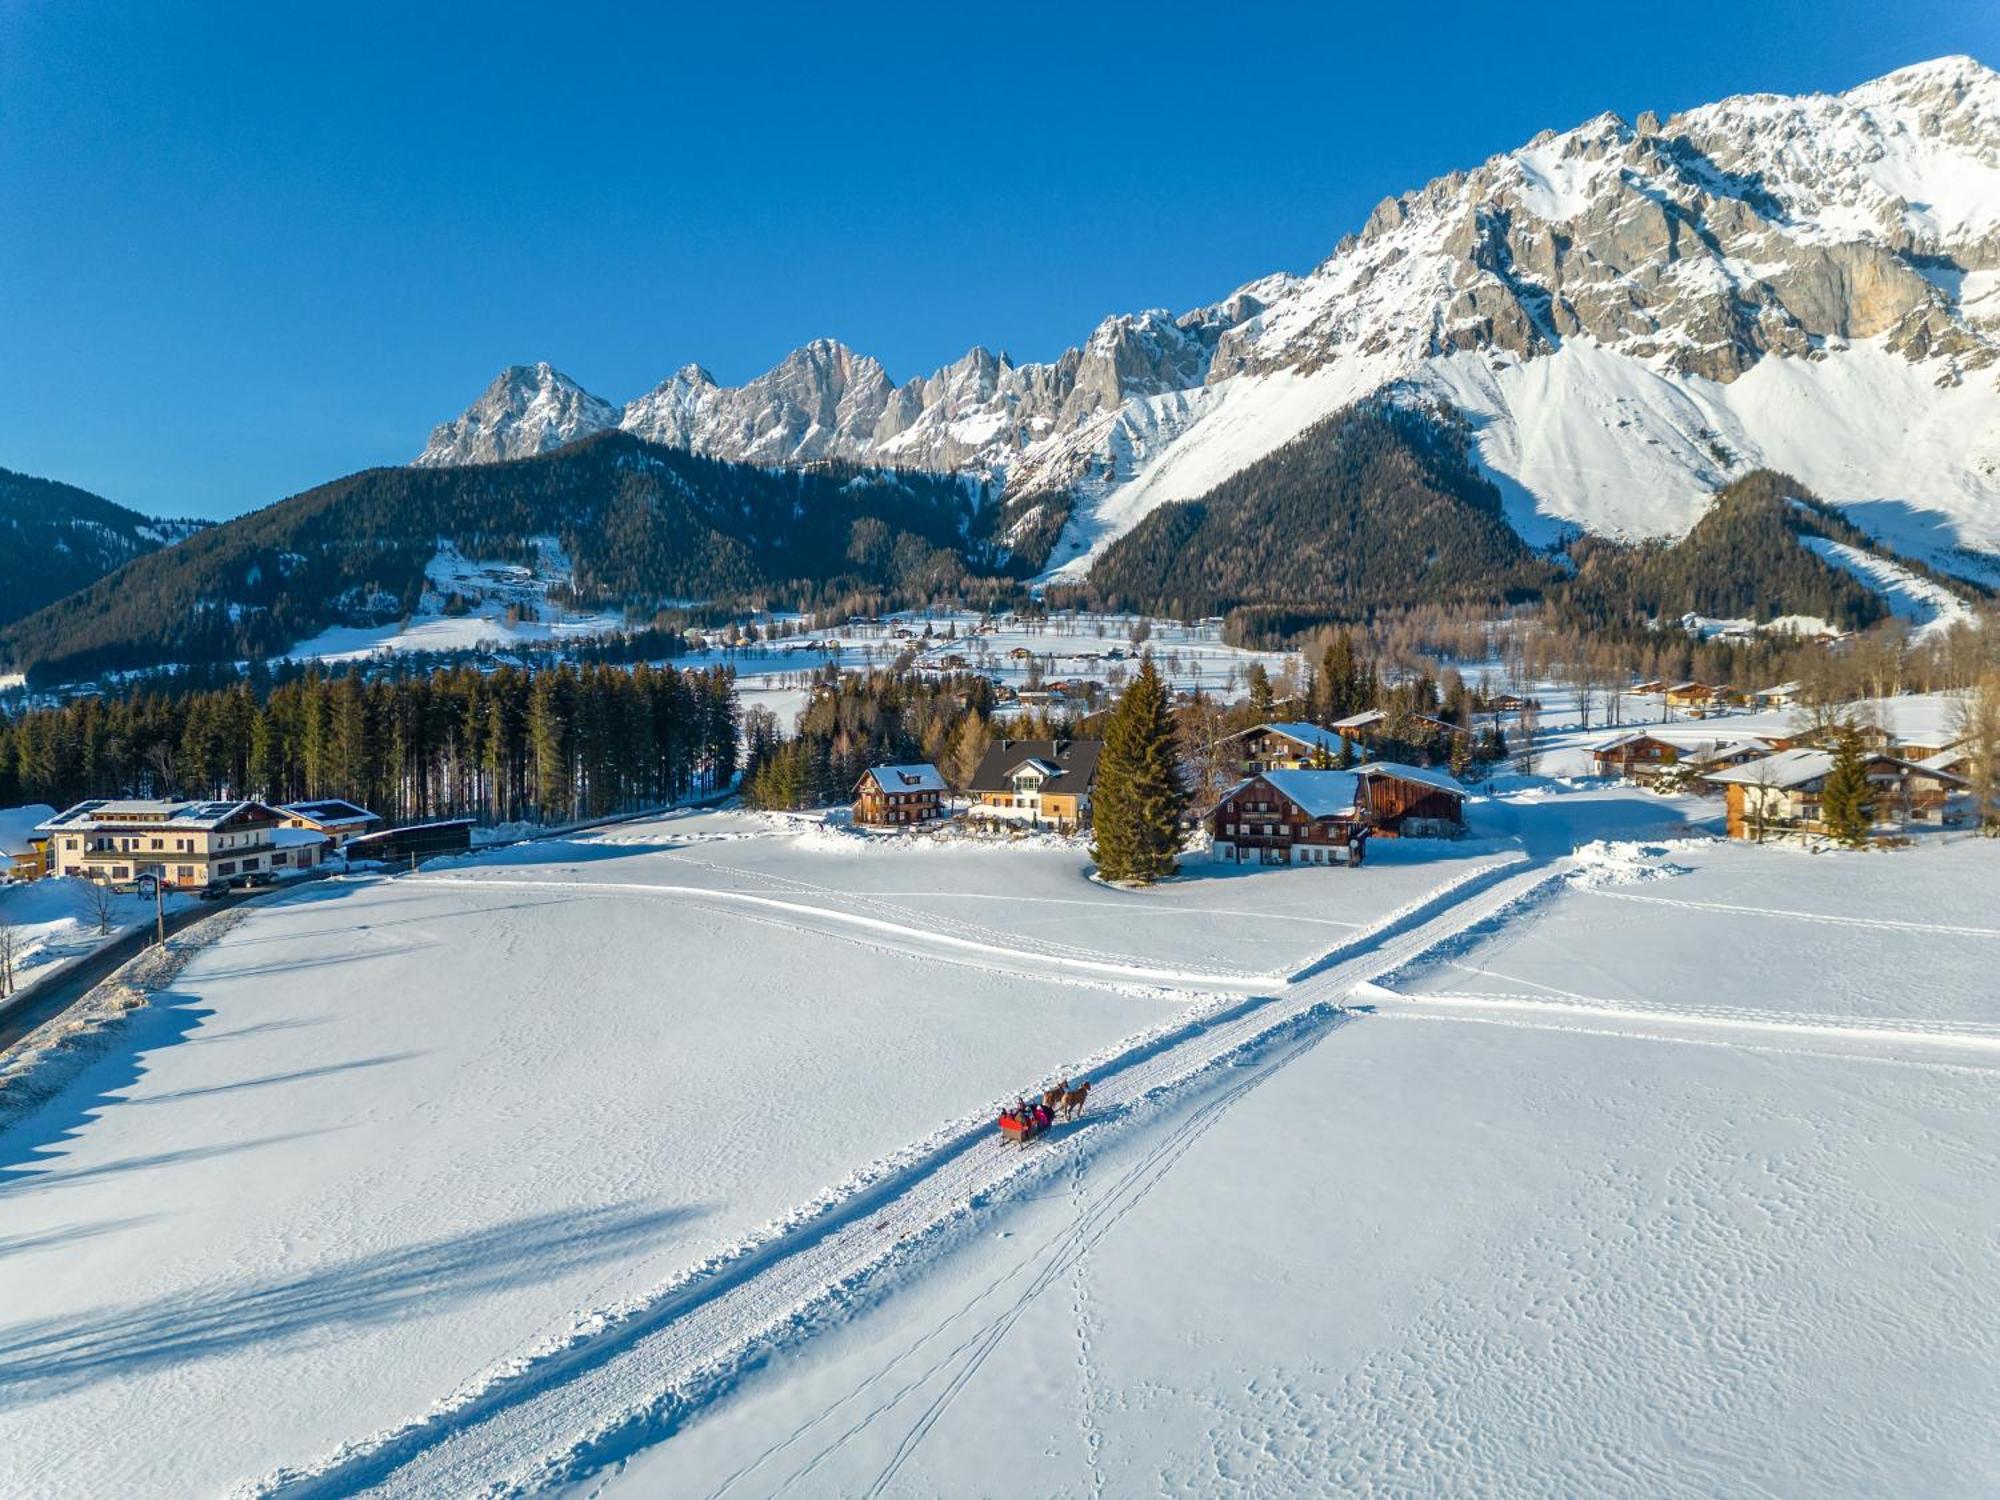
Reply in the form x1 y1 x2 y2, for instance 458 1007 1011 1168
414 56 2000 583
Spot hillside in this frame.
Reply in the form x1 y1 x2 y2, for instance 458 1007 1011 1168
414 59 2000 585
1084 404 1557 621
0 468 202 629
0 434 988 682
1552 472 1910 632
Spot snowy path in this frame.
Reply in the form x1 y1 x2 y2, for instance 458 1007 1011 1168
256 855 1552 1497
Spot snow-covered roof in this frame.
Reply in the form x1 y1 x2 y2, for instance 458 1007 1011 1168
1716 692 1969 750
272 825 331 848
1753 681 1804 699
280 799 378 827
37 799 281 833
1329 710 1386 731
1354 761 1469 800
1241 770 1364 818
1703 749 1836 789
1244 722 1362 757
861 763 947 795
0 803 57 857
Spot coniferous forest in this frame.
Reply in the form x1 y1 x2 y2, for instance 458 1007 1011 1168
0 661 740 827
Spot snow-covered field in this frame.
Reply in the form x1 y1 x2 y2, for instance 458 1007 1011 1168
0 877 152 999
282 540 626 664
2 777 1995 1496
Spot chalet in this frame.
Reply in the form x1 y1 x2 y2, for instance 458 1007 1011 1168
1209 771 1369 867
1330 709 1387 739
271 825 332 872
1589 732 1768 787
279 798 381 848
0 803 56 881
1485 694 1534 714
966 738 1101 832
1705 750 1971 839
1352 761 1469 836
1751 681 1804 710
1006 646 1035 661
1664 681 1721 710
853 764 948 828
1631 680 1667 695
1224 722 1362 774
37 798 287 889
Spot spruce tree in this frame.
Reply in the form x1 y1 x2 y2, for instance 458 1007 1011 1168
1091 657 1187 885
1820 728 1874 847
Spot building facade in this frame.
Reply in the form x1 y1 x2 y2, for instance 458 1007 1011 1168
852 764 948 827
37 799 286 889
1208 771 1368 866
966 739 1101 831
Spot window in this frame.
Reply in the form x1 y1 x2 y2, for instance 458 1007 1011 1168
177 866 195 881
217 861 235 875
113 866 130 880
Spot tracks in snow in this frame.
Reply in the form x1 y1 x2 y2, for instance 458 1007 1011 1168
407 875 1273 992
1357 987 2000 1070
255 855 1550 1499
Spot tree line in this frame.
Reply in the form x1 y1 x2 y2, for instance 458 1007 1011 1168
0 660 740 827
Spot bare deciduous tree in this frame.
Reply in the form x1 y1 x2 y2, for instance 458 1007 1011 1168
76 878 120 937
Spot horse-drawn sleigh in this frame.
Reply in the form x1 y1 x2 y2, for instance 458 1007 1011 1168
997 1079 1091 1147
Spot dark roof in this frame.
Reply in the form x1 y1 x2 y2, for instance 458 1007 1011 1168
281 798 379 826
967 738 1102 796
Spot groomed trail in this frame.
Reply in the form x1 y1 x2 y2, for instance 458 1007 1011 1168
252 854 1556 1498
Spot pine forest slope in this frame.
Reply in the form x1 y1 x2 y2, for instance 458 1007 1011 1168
0 435 987 682
0 468 203 630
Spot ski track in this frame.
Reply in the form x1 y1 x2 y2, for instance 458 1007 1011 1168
406 875 1273 991
1580 887 2000 939
251 855 1545 1498
1356 986 2000 1067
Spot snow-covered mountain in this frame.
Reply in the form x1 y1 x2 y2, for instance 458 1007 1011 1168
415 362 622 467
415 57 2000 583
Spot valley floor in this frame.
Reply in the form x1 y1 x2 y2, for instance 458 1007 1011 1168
1 784 1994 1496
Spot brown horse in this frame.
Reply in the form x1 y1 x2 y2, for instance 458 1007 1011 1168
1059 1081 1092 1120
1042 1080 1070 1111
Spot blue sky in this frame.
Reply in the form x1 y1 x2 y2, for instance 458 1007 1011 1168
2 1 1994 520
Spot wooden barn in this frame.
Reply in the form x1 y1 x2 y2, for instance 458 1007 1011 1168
852 764 948 828
1352 762 1469 836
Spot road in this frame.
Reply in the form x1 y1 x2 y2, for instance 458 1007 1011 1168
0 889 254 1050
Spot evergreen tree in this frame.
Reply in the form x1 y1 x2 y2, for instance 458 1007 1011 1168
1245 663 1275 719
1820 728 1875 847
1091 657 1186 885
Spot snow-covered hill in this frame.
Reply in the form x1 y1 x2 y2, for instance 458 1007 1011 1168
416 57 2000 583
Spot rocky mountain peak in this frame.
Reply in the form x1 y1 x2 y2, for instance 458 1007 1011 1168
414 362 619 467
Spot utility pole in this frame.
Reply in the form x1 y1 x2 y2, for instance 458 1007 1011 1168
155 875 166 947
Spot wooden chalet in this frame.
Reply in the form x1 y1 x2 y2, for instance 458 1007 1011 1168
966 739 1101 832
1589 732 1767 787
1330 709 1387 740
852 764 948 828
1705 750 1971 839
1223 722 1362 775
1209 771 1369 867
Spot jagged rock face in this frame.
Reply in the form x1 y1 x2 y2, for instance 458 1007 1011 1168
415 363 621 466
414 59 2000 568
1234 57 2000 387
